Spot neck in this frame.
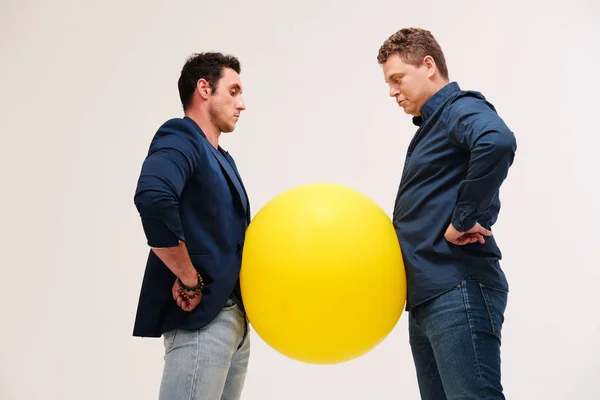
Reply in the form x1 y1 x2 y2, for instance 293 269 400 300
185 109 220 149
430 78 450 97
415 78 450 116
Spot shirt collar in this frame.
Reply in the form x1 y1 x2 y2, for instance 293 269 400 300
412 81 460 126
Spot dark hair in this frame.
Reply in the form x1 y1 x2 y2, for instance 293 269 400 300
177 52 241 110
377 28 449 80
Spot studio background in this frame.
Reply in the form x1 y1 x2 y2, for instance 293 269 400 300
1 0 598 398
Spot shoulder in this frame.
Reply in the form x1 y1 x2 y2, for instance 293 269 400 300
148 117 207 155
156 117 201 139
444 90 498 119
442 89 506 133
443 88 514 144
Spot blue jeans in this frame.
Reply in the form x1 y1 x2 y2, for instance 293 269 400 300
158 299 250 400
409 277 508 400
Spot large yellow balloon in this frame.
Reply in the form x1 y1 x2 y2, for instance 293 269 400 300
240 183 406 364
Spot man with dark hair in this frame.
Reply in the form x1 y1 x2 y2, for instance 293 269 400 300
377 28 517 399
132 52 251 400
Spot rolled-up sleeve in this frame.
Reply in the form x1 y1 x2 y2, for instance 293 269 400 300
134 125 201 247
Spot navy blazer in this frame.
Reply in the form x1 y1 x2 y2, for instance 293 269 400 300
132 116 250 338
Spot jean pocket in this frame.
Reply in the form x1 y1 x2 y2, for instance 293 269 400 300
478 284 507 339
223 298 237 310
163 329 178 353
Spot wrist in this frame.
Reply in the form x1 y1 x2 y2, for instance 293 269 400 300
177 270 204 301
179 269 204 291
180 270 199 287
450 223 463 234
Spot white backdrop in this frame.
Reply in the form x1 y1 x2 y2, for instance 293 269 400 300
1 0 599 399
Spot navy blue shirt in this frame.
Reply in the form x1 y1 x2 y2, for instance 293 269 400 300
393 82 517 310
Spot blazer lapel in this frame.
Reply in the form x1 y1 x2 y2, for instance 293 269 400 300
224 152 251 224
183 117 249 216
206 143 248 215
182 117 249 215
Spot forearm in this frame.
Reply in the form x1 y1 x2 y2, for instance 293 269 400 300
152 242 198 287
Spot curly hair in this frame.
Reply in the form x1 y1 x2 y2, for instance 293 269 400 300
377 28 449 80
177 52 241 111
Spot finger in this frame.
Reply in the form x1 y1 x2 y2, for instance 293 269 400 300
478 225 493 236
449 236 470 246
457 235 476 245
462 234 481 244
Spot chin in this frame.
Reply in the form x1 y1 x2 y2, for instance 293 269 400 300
219 123 236 134
404 107 418 116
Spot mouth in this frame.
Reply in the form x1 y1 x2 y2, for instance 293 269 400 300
398 100 406 107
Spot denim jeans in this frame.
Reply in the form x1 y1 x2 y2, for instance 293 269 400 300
408 277 508 400
158 299 250 400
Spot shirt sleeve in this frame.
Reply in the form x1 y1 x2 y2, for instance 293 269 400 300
445 95 517 232
133 124 202 247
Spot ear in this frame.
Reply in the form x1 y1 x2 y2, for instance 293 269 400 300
423 55 436 78
196 79 212 99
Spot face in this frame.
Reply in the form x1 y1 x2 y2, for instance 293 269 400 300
382 53 436 117
206 67 246 133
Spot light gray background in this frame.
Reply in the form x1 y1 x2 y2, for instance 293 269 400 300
1 0 599 399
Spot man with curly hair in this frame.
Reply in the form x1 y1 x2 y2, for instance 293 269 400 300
377 28 517 399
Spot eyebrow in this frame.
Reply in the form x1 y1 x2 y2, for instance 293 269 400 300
385 73 403 83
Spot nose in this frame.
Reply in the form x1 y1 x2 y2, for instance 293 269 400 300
236 97 246 111
389 86 400 97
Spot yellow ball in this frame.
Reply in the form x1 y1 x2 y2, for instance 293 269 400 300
240 183 406 364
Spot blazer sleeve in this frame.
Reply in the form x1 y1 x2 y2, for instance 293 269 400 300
134 121 202 247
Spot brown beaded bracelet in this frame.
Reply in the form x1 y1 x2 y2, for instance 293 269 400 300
177 270 204 301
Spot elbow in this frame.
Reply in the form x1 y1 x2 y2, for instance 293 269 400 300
492 130 517 160
134 191 156 217
503 131 517 152
134 187 177 218
134 190 151 215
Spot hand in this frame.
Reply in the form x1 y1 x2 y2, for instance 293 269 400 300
172 278 202 312
444 222 492 245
